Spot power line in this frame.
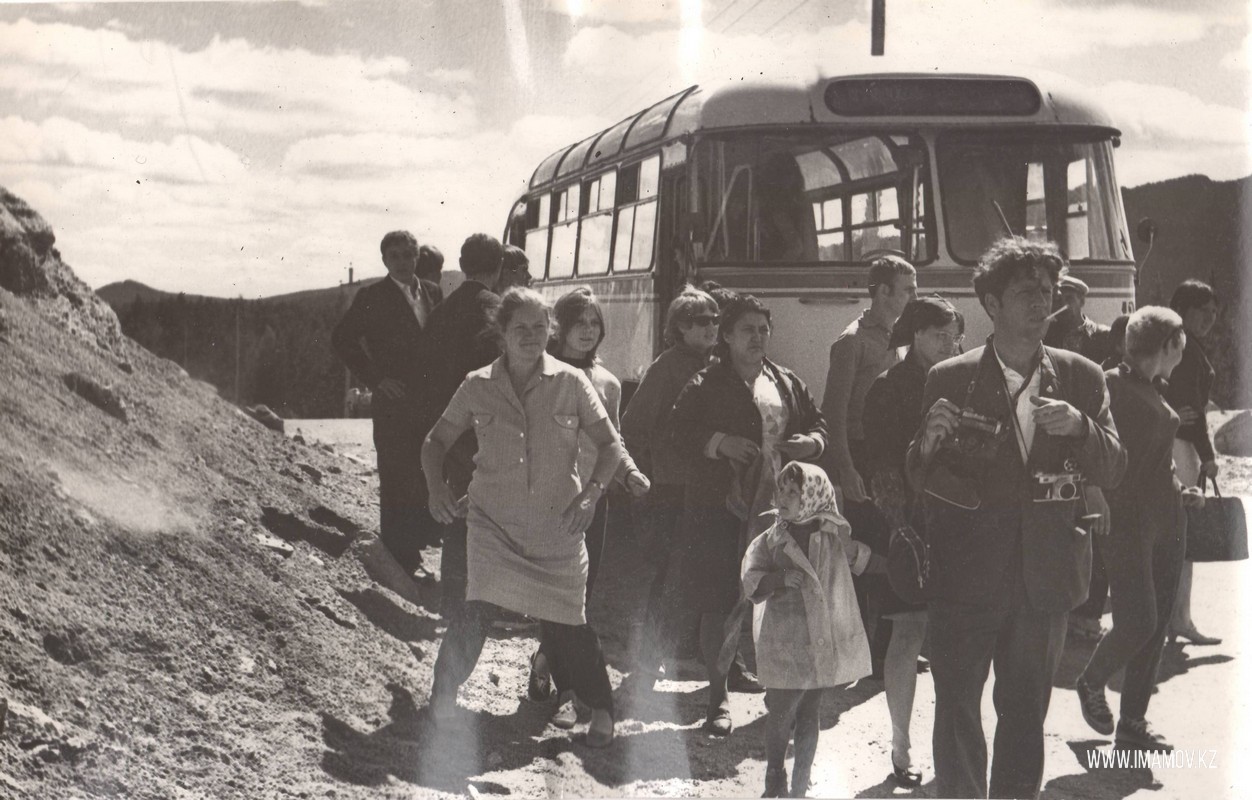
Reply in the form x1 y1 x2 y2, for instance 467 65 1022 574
718 0 769 34
762 0 813 35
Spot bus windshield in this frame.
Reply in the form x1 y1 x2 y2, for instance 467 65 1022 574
937 131 1132 263
696 132 933 264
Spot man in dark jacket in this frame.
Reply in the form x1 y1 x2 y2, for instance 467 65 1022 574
419 233 504 619
332 230 440 573
907 238 1126 799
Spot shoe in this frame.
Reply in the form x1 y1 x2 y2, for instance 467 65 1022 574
728 666 765 694
916 656 931 675
1075 677 1115 736
551 693 578 730
1168 626 1221 646
703 708 733 736
890 758 922 788
585 709 614 748
527 650 555 702
1116 718 1173 752
762 767 788 797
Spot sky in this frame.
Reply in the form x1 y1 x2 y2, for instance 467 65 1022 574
0 0 1247 297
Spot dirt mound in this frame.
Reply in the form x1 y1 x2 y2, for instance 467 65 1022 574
0 188 448 798
0 188 122 353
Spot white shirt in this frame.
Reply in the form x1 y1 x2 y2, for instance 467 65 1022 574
994 348 1042 463
389 275 429 328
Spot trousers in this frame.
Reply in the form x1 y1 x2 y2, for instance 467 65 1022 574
929 598 1067 799
1082 511 1185 720
374 412 436 571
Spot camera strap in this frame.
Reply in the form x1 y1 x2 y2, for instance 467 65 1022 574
999 357 1041 463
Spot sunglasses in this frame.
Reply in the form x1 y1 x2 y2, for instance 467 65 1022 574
689 315 720 327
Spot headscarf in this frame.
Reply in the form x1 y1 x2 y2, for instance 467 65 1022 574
770 461 849 537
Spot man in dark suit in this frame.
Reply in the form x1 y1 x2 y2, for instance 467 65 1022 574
332 230 440 574
906 238 1126 799
419 232 503 619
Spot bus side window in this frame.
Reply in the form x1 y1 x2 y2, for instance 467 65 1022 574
578 171 615 276
613 156 660 272
550 184 580 278
525 193 551 278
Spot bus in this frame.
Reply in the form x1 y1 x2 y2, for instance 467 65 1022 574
503 73 1137 396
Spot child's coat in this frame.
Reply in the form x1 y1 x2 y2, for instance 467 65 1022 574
741 463 872 690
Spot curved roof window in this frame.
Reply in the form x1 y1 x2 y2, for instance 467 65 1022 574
532 144 576 189
625 89 689 150
587 114 639 169
557 133 602 179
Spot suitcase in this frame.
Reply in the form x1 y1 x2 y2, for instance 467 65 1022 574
1185 477 1249 562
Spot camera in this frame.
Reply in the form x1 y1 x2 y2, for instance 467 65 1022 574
942 408 1008 462
1033 471 1082 502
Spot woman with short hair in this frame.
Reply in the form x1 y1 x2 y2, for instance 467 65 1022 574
422 288 621 747
1075 306 1206 752
668 294 829 736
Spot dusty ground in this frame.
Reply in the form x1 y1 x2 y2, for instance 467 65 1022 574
288 417 1252 800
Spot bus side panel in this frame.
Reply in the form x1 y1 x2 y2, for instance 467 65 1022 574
534 275 657 387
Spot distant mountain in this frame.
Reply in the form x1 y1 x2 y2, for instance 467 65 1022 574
97 279 371 418
1122 174 1249 407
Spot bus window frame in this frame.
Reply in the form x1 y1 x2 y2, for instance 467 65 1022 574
691 129 938 267
576 169 617 277
613 154 661 274
934 126 1133 267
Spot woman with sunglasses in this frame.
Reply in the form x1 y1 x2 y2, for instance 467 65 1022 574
620 287 722 682
861 296 965 787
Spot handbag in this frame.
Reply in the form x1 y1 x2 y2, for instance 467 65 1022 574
1185 476 1249 562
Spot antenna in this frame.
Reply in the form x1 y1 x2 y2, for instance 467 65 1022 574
992 201 1016 238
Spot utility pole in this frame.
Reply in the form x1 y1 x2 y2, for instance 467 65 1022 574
871 0 885 55
234 299 242 405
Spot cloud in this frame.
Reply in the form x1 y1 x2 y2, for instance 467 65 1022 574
563 1 1215 106
428 67 475 85
550 0 684 25
0 115 248 183
1 107 610 297
0 18 477 137
1222 32 1250 71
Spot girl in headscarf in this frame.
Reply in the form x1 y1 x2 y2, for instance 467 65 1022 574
741 461 872 798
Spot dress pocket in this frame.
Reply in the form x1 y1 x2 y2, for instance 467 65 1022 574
553 414 580 434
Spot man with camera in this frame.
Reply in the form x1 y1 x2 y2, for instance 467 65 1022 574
906 238 1126 799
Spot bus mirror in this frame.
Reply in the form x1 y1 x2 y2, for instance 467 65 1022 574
1136 217 1156 244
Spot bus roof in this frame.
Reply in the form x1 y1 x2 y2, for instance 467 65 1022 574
528 72 1119 190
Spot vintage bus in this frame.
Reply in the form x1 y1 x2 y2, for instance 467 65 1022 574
503 73 1137 396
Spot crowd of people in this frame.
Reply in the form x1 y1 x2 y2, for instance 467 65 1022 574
332 229 1224 799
